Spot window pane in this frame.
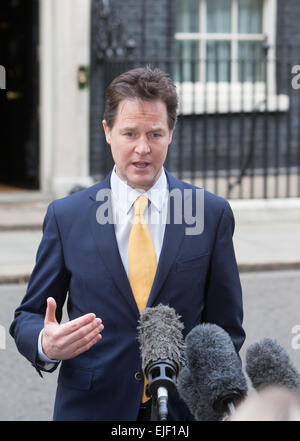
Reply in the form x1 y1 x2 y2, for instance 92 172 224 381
176 0 200 32
175 40 200 82
207 0 232 33
206 41 231 82
238 41 265 82
238 0 263 34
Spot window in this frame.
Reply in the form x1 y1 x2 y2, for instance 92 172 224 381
175 0 288 114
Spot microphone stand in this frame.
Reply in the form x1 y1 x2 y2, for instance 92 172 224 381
145 360 178 421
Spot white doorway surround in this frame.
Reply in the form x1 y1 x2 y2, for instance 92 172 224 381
39 0 94 199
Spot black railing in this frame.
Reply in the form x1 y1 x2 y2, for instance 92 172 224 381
93 47 300 199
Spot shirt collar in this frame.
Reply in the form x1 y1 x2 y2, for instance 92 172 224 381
110 166 168 214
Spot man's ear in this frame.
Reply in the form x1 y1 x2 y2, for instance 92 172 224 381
102 120 111 144
168 129 174 144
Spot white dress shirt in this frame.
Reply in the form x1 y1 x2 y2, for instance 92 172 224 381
38 166 169 366
110 166 168 276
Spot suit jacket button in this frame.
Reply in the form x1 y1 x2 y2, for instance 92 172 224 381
134 371 143 381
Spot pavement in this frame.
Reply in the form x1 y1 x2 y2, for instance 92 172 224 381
0 191 299 283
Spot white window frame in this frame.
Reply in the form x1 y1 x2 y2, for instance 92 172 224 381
174 0 289 114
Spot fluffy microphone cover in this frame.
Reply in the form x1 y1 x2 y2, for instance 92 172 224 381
246 338 300 392
177 323 248 421
137 304 185 372
177 365 223 421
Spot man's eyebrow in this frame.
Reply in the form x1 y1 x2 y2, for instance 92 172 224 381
119 126 137 131
119 126 166 132
149 127 165 132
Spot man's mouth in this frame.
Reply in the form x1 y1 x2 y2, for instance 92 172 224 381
133 162 150 169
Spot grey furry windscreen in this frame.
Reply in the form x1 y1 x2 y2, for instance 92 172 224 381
137 304 185 372
246 338 300 392
177 323 248 421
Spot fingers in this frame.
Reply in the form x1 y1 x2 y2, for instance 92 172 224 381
62 322 104 359
44 297 58 325
42 309 104 360
59 312 98 336
58 317 104 349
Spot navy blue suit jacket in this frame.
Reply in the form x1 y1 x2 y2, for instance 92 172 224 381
10 170 245 421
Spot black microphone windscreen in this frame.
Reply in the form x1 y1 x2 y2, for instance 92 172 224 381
137 304 185 373
177 365 222 421
180 323 248 419
246 338 300 392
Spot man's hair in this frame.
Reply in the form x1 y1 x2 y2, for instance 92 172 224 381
103 66 178 130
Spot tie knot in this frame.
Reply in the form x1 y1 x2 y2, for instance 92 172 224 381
134 195 149 216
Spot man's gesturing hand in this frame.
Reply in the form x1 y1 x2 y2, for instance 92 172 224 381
42 297 104 361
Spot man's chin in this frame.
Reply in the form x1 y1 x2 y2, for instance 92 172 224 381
128 175 157 192
129 181 152 192
116 167 162 191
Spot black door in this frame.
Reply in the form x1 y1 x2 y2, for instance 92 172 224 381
0 0 39 189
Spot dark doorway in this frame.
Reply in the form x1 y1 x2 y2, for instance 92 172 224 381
0 0 39 190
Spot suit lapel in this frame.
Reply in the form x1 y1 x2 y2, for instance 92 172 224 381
88 175 139 316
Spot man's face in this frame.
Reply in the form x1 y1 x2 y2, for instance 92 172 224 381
102 98 173 191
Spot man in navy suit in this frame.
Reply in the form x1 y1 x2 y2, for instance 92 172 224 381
10 67 245 421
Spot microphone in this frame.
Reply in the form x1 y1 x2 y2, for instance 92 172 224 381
246 338 300 392
177 323 248 421
137 304 185 421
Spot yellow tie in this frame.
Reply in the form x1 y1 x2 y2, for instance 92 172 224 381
129 196 157 313
128 195 157 403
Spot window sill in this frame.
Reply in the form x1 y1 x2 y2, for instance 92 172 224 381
176 82 289 115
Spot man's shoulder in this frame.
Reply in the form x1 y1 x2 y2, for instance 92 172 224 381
166 170 229 211
49 175 111 216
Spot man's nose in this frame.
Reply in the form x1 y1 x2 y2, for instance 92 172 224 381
135 136 150 155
